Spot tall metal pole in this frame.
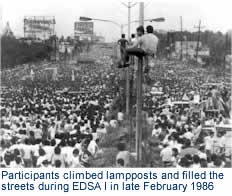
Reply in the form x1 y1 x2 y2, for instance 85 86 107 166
54 35 57 62
126 2 131 118
121 2 137 118
224 33 228 81
196 20 201 62
127 3 132 153
0 35 1 73
180 16 183 60
139 2 144 26
185 36 188 58
194 20 204 63
136 1 144 164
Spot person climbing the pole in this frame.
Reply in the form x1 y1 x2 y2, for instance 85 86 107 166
118 25 159 71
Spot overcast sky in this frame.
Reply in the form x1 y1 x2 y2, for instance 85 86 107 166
0 0 231 41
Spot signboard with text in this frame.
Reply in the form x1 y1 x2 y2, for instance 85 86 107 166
74 21 94 40
24 16 56 40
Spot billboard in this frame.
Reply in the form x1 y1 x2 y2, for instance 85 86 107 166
74 21 94 40
24 16 56 40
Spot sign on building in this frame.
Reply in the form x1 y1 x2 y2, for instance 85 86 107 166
24 16 56 40
74 21 94 40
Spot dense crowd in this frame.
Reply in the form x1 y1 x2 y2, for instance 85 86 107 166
141 61 232 168
0 56 231 168
0 59 123 168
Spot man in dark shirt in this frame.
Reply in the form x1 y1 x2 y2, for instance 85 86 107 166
118 34 129 58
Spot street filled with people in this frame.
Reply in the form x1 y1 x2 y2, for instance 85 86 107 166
142 61 231 168
0 36 231 168
0 57 122 168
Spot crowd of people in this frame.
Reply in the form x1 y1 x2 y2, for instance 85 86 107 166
0 58 124 168
0 40 231 168
115 25 231 168
140 61 231 168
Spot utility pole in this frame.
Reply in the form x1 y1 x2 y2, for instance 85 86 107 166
139 2 144 26
136 1 144 165
180 16 183 60
184 35 188 59
126 2 131 118
194 20 204 63
54 35 57 62
224 33 229 81
0 8 2 70
121 24 124 36
121 1 137 118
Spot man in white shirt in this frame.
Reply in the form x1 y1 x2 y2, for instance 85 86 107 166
152 125 161 137
116 143 130 167
117 111 124 126
109 119 118 129
48 122 56 140
62 145 74 167
43 144 55 163
33 124 43 140
160 145 173 166
87 137 99 157
70 148 82 168
204 132 214 155
21 139 32 167
182 130 194 141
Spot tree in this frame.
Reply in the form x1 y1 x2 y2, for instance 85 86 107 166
1 35 51 69
153 30 231 67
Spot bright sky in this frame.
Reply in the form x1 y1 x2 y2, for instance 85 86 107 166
0 0 231 41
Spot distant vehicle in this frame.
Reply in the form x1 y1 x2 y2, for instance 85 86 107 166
150 86 163 95
215 125 232 160
172 101 190 108
201 82 223 89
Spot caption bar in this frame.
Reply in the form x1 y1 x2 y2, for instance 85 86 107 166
0 169 226 193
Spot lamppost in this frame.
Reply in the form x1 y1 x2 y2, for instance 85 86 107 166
79 17 123 35
120 17 165 35
80 16 165 36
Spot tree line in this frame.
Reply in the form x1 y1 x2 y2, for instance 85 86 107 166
1 30 231 69
1 35 53 69
155 30 231 66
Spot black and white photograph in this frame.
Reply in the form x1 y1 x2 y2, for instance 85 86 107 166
0 0 231 168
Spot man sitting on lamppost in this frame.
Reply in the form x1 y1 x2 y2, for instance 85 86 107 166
118 25 159 69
